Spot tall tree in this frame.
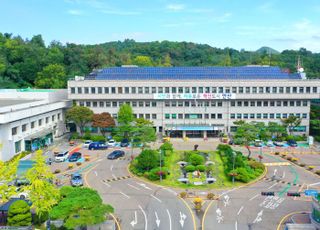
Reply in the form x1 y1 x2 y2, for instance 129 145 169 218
92 112 115 136
7 200 32 227
133 118 156 147
24 150 60 218
267 122 286 139
281 115 302 135
50 186 114 229
132 55 154 66
66 106 94 135
35 64 66 88
0 156 20 203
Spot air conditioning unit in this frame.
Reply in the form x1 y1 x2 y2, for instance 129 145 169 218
75 76 85 81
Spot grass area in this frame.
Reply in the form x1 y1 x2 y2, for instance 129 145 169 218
151 150 243 189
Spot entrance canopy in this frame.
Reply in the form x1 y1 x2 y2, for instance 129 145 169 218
165 124 223 131
24 128 52 140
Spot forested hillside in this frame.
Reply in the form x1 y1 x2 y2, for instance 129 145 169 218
0 33 319 89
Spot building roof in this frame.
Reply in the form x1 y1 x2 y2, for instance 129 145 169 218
0 99 36 108
86 66 302 80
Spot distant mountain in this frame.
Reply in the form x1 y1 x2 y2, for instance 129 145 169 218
256 46 280 54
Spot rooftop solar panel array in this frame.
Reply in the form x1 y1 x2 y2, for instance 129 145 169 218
86 66 302 80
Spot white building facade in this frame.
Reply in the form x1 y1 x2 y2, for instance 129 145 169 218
0 89 72 161
68 66 320 138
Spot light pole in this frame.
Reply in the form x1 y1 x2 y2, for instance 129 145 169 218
159 149 163 182
232 151 236 184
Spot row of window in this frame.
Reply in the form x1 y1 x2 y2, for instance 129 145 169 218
11 113 61 136
230 113 308 119
79 101 157 108
71 86 319 95
165 113 223 119
231 100 308 107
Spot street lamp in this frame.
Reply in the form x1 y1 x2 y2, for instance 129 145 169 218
159 149 163 182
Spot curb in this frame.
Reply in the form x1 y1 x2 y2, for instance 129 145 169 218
276 211 310 230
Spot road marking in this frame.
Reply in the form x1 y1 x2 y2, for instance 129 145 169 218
155 211 160 228
249 194 259 201
163 187 178 196
253 210 263 223
166 209 172 230
136 182 152 190
150 194 162 203
235 221 238 230
94 171 98 176
120 191 130 199
237 206 243 215
97 158 103 162
112 174 117 179
273 168 278 175
267 182 278 190
130 211 137 227
308 181 320 187
264 162 290 166
282 171 286 179
110 165 113 171
127 183 141 191
101 180 111 187
179 211 187 227
139 205 147 230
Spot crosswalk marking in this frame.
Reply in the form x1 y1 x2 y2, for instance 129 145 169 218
264 162 291 166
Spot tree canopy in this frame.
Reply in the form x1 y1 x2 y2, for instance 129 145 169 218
7 200 32 227
92 112 115 136
0 156 20 203
66 106 94 135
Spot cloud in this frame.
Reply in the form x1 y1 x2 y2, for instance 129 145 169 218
258 2 274 13
166 4 185 11
111 32 146 40
214 12 232 23
67 9 84 15
99 9 140 15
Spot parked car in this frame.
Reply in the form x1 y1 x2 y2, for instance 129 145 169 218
88 142 108 150
107 139 116 147
68 152 82 162
287 140 298 147
228 139 234 145
107 150 125 160
266 140 273 147
55 151 69 162
254 139 263 147
70 173 83 187
120 139 130 147
83 140 92 148
273 141 285 147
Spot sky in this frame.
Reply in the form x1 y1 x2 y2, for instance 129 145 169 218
1 0 320 52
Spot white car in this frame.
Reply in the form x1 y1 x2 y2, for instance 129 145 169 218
55 151 69 162
83 140 92 148
107 139 116 147
266 140 273 147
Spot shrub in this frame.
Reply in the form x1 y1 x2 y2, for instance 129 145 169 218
160 142 174 156
315 170 320 175
308 166 315 170
299 163 306 167
68 164 73 169
76 162 82 166
7 200 32 226
54 169 61 174
82 131 91 140
248 161 265 170
234 167 251 183
274 152 280 155
185 165 196 172
315 136 320 142
189 154 205 166
207 193 216 200
286 156 292 161
180 192 187 198
85 156 90 161
70 132 80 140
196 165 206 172
217 144 232 153
135 149 159 172
148 167 168 181
91 135 106 142
281 153 287 157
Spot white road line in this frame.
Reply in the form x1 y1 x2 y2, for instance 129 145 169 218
150 194 162 203
139 205 148 230
94 171 98 176
163 187 178 196
110 165 113 171
166 209 172 230
112 174 117 179
249 194 259 201
282 171 286 179
235 221 238 230
102 181 111 187
267 182 278 190
127 183 141 191
219 188 237 197
97 158 103 162
237 206 244 215
120 191 130 199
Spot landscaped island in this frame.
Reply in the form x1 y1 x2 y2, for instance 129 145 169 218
129 142 265 189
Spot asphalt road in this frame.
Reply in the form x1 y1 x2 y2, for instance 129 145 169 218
85 147 195 230
202 149 320 230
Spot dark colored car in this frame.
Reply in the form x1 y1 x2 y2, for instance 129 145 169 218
68 152 81 162
107 150 125 160
88 142 108 150
120 139 129 147
287 140 298 147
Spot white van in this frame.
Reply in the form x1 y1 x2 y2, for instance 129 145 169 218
55 151 69 162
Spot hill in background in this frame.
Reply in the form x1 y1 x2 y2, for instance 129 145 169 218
256 46 280 54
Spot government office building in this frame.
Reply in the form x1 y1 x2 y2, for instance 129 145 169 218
68 66 320 138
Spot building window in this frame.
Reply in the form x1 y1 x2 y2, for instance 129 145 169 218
230 114 235 119
286 87 290 93
84 87 89 94
172 114 177 119
217 102 222 107
172 87 177 93
252 87 257 94
212 87 217 93
192 87 197 93
111 87 116 94
231 101 235 107
279 87 284 93
263 101 268 107
263 113 268 119
257 101 262 107
71 87 75 94
132 102 137 107
257 114 262 119
244 101 249 107
142 87 148 94
270 101 275 106
131 87 136 94
99 101 104 107
290 101 295 106
138 87 143 94
231 87 236 93
104 87 109 94
245 87 250 93
93 102 97 107
98 87 102 94
145 101 150 107
38 119 42 126
178 114 183 119
303 101 308 106
145 114 150 119
139 101 144 107
269 114 275 119
22 124 27 132
283 101 288 106
292 87 297 93
243 114 249 119
158 87 163 93
165 102 170 107
86 101 91 107
299 87 304 93
178 101 183 107
313 87 317 93
265 87 270 93
237 113 242 119
79 101 84 107
211 114 216 119
185 87 190 93
217 114 222 119
218 87 223 93
165 114 170 119
302 113 307 118
296 101 301 106
152 101 157 107
276 113 281 119
296 113 301 118
250 114 255 119
139 114 144 118
12 127 18 136
306 87 310 93
178 87 183 93
239 87 243 93
198 87 203 93
259 87 264 93
77 87 82 94
152 114 157 119
31 121 35 129
113 114 118 119
282 114 288 119
276 101 281 106
117 87 122 94
237 101 242 107
91 87 96 94
205 87 210 93
15 141 21 153
211 101 216 107
112 102 117 107
124 87 129 94
52 115 55 122
250 101 255 107
171 101 177 107
185 101 190 107
152 87 156 93
272 87 277 93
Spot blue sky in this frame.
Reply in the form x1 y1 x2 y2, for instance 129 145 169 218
1 0 320 52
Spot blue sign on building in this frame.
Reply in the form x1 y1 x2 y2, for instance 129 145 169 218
304 190 318 196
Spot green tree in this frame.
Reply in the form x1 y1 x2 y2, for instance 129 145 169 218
24 150 60 218
7 200 32 227
234 120 259 159
159 142 174 155
281 115 302 135
92 112 115 137
0 156 20 203
114 104 134 140
133 55 154 66
133 118 156 147
162 54 172 67
267 122 286 140
66 106 94 136
50 186 114 229
35 64 66 88
135 149 159 172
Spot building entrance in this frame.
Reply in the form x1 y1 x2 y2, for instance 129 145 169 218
166 130 183 138
207 130 221 137
186 131 202 138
